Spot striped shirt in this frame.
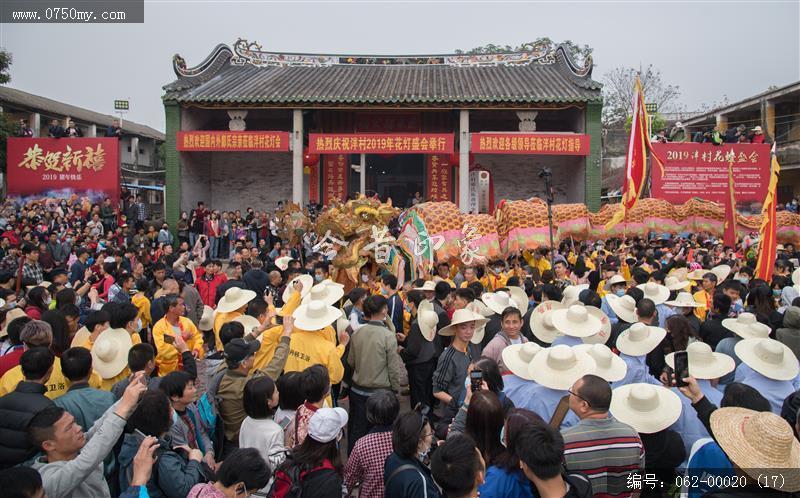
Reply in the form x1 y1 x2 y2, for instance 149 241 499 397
561 416 644 498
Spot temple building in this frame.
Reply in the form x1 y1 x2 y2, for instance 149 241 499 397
162 39 602 225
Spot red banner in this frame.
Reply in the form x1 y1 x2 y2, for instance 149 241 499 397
323 154 348 205
427 154 452 202
651 143 771 205
176 131 289 151
308 160 320 204
309 133 454 154
7 138 120 203
470 133 590 155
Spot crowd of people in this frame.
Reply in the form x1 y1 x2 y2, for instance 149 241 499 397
0 194 799 498
653 122 770 145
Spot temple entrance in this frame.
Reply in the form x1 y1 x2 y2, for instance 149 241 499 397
365 154 424 207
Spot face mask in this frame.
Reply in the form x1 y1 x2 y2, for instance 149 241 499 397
44 297 52 305
772 289 781 297
361 274 369 283
615 289 626 297
314 274 323 283
738 277 749 286
6 302 16 309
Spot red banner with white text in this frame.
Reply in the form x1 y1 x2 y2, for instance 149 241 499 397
323 154 349 205
651 143 770 209
7 138 120 204
427 154 452 202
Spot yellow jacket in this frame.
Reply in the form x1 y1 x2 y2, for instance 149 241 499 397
252 324 285 371
0 357 102 399
152 316 204 376
132 293 152 330
283 329 345 386
213 310 243 351
693 289 711 321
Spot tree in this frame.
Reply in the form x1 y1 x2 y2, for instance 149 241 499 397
602 65 681 126
455 38 593 66
0 49 13 174
0 49 11 85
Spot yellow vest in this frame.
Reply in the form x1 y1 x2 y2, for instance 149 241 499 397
0 357 103 399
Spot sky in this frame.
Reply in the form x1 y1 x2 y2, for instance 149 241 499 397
1 1 798 133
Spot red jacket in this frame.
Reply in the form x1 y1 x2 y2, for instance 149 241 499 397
195 267 228 307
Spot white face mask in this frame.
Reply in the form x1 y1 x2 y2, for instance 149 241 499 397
44 296 52 305
361 274 369 283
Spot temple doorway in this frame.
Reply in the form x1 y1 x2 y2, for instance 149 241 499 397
365 154 424 207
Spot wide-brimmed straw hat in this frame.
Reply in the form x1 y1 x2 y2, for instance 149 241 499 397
502 343 542 380
302 282 344 307
292 300 341 331
282 274 313 304
465 301 490 344
561 284 589 306
669 267 689 282
417 300 439 342
793 267 800 286
481 291 519 316
581 306 612 345
527 344 596 390
603 275 628 291
1 307 27 339
735 338 800 381
438 308 488 338
233 314 262 334
198 305 215 331
686 269 707 280
529 300 566 344
665 341 735 380
637 282 670 305
607 294 638 324
91 328 133 379
274 256 292 271
217 287 257 313
413 281 437 292
574 343 627 382
710 264 732 282
550 305 602 338
508 286 529 315
709 407 800 491
26 281 51 291
616 322 667 356
664 292 701 308
70 326 90 348
610 383 682 434
664 276 691 292
722 312 771 339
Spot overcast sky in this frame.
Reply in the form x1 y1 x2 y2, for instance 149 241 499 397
1 1 798 132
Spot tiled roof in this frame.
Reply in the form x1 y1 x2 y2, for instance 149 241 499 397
0 86 164 140
163 41 602 106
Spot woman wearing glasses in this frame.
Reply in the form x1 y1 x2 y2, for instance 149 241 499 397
383 406 440 498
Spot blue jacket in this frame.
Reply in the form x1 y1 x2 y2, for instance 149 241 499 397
118 432 206 498
54 383 115 431
383 452 440 498
478 466 534 498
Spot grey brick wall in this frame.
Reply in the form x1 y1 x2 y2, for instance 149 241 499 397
475 154 586 204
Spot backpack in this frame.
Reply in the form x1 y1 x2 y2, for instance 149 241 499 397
267 455 336 498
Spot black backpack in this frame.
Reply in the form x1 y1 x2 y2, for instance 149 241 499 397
267 454 336 498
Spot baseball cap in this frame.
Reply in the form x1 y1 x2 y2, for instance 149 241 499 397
308 407 348 443
224 338 259 364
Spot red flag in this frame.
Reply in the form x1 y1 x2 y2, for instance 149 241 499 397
723 157 737 247
606 76 664 230
755 144 781 281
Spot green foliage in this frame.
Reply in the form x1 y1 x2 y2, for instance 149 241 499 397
0 49 11 85
0 112 18 174
624 112 667 134
455 38 593 65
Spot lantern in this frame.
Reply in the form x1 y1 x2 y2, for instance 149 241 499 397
303 147 319 167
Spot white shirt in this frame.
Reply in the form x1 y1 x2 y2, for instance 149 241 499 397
239 416 286 470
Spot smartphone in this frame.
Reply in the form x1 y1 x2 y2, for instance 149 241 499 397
163 334 175 345
673 351 689 388
470 369 483 392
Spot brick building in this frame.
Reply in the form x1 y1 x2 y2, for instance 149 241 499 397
162 39 602 226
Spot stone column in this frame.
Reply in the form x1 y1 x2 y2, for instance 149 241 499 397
30 112 40 136
459 110 470 212
164 101 182 230
360 153 366 195
87 124 97 138
292 110 303 204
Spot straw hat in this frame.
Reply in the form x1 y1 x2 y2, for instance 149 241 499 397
482 291 519 315
574 343 627 382
282 274 313 304
274 256 292 271
607 294 638 324
438 308 488 337
610 383 682 434
550 305 602 338
709 408 800 491
417 300 440 342
616 322 667 356
637 282 670 305
91 328 133 379
292 300 341 331
669 267 689 282
413 281 437 292
465 301 490 345
198 305 215 331
663 292 701 308
0 298 4 308
502 343 542 380
603 275 628 291
302 282 344 307
735 338 800 381
508 286 529 315
721 312 771 339
561 284 589 306
1 307 27 339
793 267 800 286
529 300 566 344
581 306 612 345
233 314 262 334
527 344 596 390
665 342 735 380
216 287 257 313
26 281 51 290
70 326 90 348
710 264 732 282
686 269 707 280
664 276 691 292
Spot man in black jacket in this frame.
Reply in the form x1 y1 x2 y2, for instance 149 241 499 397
699 292 732 351
0 347 55 468
47 119 65 138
